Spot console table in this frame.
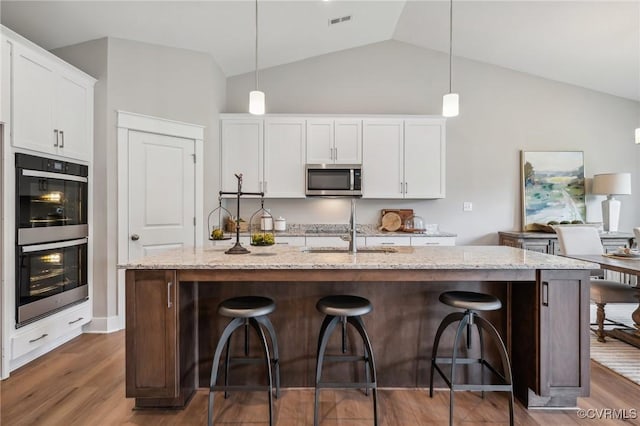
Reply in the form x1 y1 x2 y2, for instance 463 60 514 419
499 231 634 255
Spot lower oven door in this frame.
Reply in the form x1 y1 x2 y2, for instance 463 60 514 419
16 238 88 327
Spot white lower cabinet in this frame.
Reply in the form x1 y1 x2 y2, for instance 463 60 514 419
11 302 91 360
410 236 456 246
365 236 411 246
209 236 251 247
274 236 306 246
304 236 366 248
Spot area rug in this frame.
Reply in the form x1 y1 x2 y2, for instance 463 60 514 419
589 304 640 386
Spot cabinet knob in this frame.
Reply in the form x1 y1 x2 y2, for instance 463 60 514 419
131 234 140 241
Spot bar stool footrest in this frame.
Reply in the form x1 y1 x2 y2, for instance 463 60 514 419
316 381 377 389
433 362 511 390
323 354 369 363
212 385 271 392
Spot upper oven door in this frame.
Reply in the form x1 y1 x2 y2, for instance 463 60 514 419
17 168 88 245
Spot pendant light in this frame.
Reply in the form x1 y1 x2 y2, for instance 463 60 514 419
249 0 265 115
442 0 459 118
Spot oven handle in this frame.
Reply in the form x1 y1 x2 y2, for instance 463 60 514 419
21 238 88 253
22 169 88 183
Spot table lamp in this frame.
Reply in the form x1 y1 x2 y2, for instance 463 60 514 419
592 173 631 232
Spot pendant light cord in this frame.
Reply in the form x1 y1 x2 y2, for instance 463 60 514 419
448 0 453 93
255 0 259 91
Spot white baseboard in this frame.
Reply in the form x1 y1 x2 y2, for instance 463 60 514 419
83 316 122 333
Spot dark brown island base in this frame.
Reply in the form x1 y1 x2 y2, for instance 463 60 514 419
121 245 596 411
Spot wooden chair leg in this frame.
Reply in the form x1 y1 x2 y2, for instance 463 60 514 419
595 302 607 343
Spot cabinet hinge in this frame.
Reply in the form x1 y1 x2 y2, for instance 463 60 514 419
193 217 196 226
192 154 196 164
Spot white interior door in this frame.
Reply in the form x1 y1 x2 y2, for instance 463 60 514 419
128 130 195 261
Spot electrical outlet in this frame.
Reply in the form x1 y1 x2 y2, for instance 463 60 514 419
463 202 473 212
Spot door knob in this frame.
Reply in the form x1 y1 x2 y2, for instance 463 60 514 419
131 234 140 241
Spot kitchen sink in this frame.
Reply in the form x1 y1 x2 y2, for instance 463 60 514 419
301 247 398 254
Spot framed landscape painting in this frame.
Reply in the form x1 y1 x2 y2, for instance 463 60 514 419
521 151 586 231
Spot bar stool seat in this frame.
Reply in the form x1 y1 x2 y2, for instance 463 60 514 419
316 295 372 317
430 291 514 426
208 296 280 426
218 296 276 318
439 291 502 311
314 295 378 426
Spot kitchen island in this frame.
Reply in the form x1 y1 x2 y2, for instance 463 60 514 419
122 245 596 411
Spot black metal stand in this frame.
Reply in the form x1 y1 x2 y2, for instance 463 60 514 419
219 174 264 255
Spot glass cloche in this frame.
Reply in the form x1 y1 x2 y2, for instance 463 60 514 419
403 215 426 233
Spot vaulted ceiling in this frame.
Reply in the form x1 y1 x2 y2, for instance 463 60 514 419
2 1 639 101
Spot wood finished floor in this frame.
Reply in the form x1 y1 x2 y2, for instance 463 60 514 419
1 331 639 425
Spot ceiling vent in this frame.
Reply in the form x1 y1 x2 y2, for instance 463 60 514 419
328 15 352 26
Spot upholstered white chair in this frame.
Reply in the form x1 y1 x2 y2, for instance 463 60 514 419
555 226 640 342
633 227 640 249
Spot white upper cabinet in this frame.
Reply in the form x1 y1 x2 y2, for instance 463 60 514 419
362 117 445 199
306 118 362 164
7 32 95 162
221 117 306 198
221 114 445 200
362 119 404 199
220 119 263 194
264 118 306 198
404 119 446 199
12 44 56 155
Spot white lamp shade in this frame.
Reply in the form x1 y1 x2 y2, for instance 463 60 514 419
592 173 632 195
635 128 640 144
249 90 265 115
442 93 459 117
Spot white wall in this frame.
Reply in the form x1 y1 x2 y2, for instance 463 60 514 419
53 38 226 328
226 40 640 244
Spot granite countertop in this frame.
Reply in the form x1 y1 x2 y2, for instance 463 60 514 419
120 245 597 270
230 224 456 238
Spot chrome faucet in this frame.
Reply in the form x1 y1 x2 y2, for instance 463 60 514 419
348 198 357 254
340 198 359 253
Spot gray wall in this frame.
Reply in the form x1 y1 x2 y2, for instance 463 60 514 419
226 40 640 244
53 38 226 324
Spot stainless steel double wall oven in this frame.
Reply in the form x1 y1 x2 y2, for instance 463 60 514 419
15 153 89 326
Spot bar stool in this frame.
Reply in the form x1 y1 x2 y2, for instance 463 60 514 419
429 291 514 426
314 295 378 426
208 296 280 426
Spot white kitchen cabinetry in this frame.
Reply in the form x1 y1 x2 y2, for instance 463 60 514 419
11 301 90 361
221 117 306 198
274 236 305 246
362 119 404 198
9 36 94 161
362 118 445 199
404 119 445 199
264 118 306 197
306 118 361 164
221 119 263 194
365 236 411 247
410 236 456 246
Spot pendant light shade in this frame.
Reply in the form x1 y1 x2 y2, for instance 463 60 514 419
442 0 459 117
249 90 265 115
249 0 265 115
635 128 640 144
442 93 459 118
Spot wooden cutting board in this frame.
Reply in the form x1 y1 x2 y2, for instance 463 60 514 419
380 209 414 231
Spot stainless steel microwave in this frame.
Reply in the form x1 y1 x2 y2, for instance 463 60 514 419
305 164 362 197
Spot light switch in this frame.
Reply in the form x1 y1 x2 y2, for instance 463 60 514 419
463 202 473 212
